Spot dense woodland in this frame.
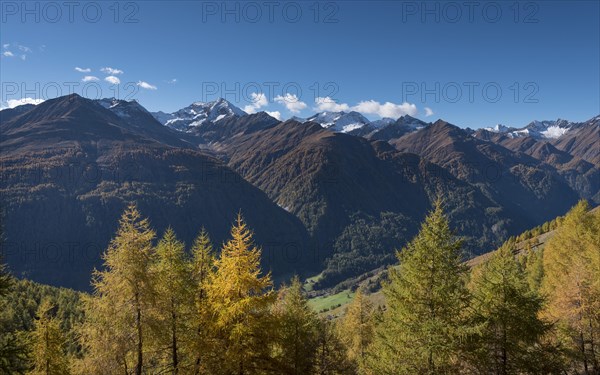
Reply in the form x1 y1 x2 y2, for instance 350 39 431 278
1 199 599 375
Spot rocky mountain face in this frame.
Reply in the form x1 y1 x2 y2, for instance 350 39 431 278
472 117 600 202
214 114 597 286
391 120 581 223
352 115 430 141
217 118 512 287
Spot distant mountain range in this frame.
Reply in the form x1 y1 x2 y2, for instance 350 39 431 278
150 98 598 145
478 119 578 140
2 95 598 290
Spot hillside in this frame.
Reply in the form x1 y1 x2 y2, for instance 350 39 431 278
219 118 521 287
319 204 600 318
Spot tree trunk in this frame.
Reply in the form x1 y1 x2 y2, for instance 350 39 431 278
580 331 589 375
135 292 143 375
588 318 598 373
45 324 50 375
502 323 507 375
172 298 178 374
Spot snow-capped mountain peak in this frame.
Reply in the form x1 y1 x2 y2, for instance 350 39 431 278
480 118 576 140
483 124 515 133
396 115 428 129
95 98 150 118
306 111 370 133
151 98 246 132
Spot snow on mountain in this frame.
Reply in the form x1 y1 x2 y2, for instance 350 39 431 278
306 111 371 133
524 119 574 139
96 98 151 118
151 98 246 132
369 117 396 128
483 124 516 133
480 119 576 140
152 110 175 125
290 115 307 122
541 125 570 138
396 115 428 129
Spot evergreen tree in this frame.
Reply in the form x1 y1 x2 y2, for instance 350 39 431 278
0 259 11 298
542 200 600 373
189 228 215 374
0 216 30 374
0 215 8 297
313 319 354 375
365 200 471 374
152 227 193 374
204 214 276 375
337 288 374 373
521 246 544 293
78 204 156 375
1 263 30 374
465 241 559 374
273 276 320 375
0 217 11 298
28 299 71 375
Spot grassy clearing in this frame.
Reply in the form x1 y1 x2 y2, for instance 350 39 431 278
303 273 323 292
308 289 355 313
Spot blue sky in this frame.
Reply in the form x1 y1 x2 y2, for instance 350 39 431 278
1 0 598 128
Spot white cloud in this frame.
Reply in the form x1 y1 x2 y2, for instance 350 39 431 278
3 97 44 109
82 76 99 82
75 67 91 73
16 44 31 53
101 67 124 75
137 81 157 90
2 44 31 60
424 107 434 117
167 78 177 84
243 92 268 114
313 97 419 118
104 76 121 85
266 111 282 120
274 93 307 113
314 97 350 112
352 100 417 118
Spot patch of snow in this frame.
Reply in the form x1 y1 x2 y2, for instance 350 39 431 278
95 98 150 119
481 118 576 140
541 125 569 139
484 124 515 133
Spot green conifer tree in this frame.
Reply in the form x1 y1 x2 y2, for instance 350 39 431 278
466 241 559 374
366 200 470 374
28 299 71 375
273 276 320 374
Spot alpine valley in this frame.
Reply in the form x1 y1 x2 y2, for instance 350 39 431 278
1 94 598 291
